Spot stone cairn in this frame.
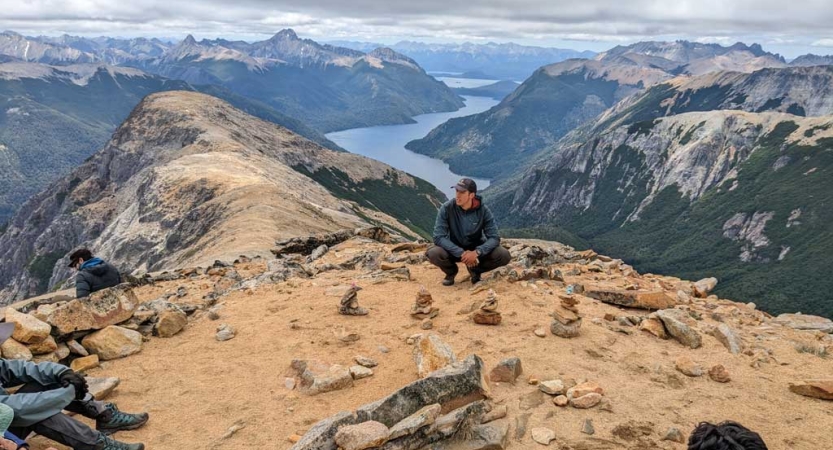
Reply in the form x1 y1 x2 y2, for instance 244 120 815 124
473 289 502 325
411 286 439 319
338 284 368 316
551 291 582 338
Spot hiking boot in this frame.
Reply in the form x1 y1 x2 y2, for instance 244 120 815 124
94 433 144 450
468 268 482 285
96 403 149 434
442 273 456 286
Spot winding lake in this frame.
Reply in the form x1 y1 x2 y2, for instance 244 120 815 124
326 95 499 199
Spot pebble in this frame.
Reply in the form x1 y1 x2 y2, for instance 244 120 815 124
533 328 547 338
421 319 433 330
553 395 569 407
354 355 378 368
216 324 236 341
663 427 685 443
581 419 595 435
531 427 556 445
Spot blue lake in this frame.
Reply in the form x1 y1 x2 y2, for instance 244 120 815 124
326 95 499 199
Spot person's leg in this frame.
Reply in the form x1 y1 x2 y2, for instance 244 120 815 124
426 246 461 276
477 246 511 273
27 413 100 450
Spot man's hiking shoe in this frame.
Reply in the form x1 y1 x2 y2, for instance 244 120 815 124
94 434 144 450
442 274 456 286
96 403 149 434
468 268 482 285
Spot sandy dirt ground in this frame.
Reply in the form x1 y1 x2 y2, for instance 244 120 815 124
25 241 833 450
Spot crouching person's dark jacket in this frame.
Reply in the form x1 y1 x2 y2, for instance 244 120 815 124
76 258 121 298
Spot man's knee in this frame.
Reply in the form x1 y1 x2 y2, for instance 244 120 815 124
490 246 511 266
426 245 449 264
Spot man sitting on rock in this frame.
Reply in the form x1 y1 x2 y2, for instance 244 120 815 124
688 421 768 450
0 323 148 450
67 249 122 298
427 178 510 286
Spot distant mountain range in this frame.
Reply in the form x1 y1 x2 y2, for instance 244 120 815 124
328 40 597 81
407 40 795 181
0 29 462 224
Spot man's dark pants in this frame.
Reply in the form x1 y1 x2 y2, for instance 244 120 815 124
8 383 106 450
426 245 511 278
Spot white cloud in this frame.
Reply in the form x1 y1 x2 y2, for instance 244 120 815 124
811 38 833 47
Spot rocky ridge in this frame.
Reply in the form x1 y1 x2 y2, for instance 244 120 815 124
2 229 831 449
0 91 444 304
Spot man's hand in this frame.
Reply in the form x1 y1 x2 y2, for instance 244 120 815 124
0 437 18 450
460 251 479 267
59 370 89 400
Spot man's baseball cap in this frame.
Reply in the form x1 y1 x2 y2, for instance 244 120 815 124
452 178 477 193
0 322 15 346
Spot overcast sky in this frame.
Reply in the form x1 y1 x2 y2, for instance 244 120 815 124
3 0 833 58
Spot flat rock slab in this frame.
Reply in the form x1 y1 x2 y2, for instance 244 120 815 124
290 360 353 395
789 380 833 400
87 377 120 400
774 314 833 333
585 289 675 310
531 427 555 445
388 404 440 440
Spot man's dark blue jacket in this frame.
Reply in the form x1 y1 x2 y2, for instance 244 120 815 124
432 195 500 258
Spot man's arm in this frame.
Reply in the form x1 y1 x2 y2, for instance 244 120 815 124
75 273 91 298
476 206 501 256
432 204 464 258
0 361 75 427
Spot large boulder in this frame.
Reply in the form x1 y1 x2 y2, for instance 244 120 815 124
413 334 457 378
0 338 33 361
290 356 488 450
585 289 675 310
45 285 138 335
655 309 702 349
81 326 143 360
5 308 51 344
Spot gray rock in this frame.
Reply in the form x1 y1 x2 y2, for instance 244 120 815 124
467 423 509 450
709 323 744 354
388 404 441 440
538 380 565 395
531 427 555 445
355 355 378 368
581 419 595 435
662 427 685 443
489 357 523 384
215 324 236 341
290 356 488 450
656 309 702 349
290 360 353 395
514 413 531 441
519 390 546 410
334 421 389 450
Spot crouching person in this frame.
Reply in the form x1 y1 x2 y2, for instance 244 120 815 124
426 178 511 286
0 323 148 450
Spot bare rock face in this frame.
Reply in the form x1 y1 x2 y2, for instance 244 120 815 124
45 285 139 335
5 308 51 344
413 333 457 378
81 325 143 360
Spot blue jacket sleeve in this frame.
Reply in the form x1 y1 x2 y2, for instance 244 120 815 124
0 360 75 427
432 204 464 258
476 206 501 256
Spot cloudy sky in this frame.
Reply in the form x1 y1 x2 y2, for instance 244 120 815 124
3 0 833 58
